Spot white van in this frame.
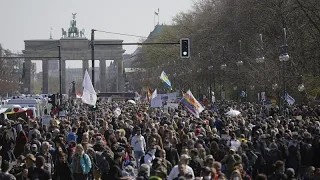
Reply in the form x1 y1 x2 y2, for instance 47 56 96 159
6 99 44 118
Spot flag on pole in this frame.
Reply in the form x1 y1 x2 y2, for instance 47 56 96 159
180 90 204 118
81 70 97 106
160 71 172 90
240 90 247 97
147 89 152 102
151 89 157 99
285 92 295 105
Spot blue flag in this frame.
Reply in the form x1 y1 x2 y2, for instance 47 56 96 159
240 90 247 97
159 71 172 90
285 92 295 105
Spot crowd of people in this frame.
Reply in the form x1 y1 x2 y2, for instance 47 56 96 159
0 99 320 180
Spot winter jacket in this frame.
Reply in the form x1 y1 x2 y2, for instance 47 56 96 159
71 153 92 174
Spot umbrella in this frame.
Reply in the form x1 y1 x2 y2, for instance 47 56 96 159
127 100 136 105
226 109 241 117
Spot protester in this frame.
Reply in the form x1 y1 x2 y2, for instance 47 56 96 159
1 97 320 180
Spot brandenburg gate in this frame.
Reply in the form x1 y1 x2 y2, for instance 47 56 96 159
22 13 125 94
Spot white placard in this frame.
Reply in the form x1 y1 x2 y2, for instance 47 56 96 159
42 115 51 126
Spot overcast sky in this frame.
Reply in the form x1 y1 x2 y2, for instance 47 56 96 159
0 0 192 72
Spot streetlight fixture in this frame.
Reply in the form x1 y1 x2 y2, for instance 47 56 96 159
256 34 265 63
256 57 265 63
220 64 227 70
279 54 290 62
279 28 289 115
236 61 243 66
298 84 305 92
272 83 278 90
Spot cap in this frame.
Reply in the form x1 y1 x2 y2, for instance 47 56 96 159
230 146 236 152
205 155 214 161
31 144 37 148
180 154 191 161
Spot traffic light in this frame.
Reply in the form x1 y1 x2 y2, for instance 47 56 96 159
180 38 190 58
48 94 56 107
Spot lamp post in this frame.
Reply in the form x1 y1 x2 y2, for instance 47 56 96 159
256 34 266 104
236 60 243 101
279 28 290 115
208 66 214 98
197 68 202 99
255 34 265 64
173 72 177 91
220 64 227 101
237 40 244 101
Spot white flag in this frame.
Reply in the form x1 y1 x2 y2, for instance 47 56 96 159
81 70 97 106
151 89 157 99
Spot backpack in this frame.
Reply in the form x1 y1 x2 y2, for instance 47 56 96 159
246 150 257 166
300 143 314 166
95 150 113 174
140 152 152 165
28 167 40 180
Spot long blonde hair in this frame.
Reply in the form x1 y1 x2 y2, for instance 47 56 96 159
75 144 85 155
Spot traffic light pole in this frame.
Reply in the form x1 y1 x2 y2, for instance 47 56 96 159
58 45 62 118
91 29 95 88
91 29 96 126
58 46 62 104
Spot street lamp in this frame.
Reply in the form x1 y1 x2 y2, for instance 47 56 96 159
208 66 214 98
236 61 244 66
272 83 278 90
220 64 227 70
256 57 265 63
279 28 289 115
298 84 305 92
220 64 227 100
256 34 265 63
236 60 243 101
256 34 267 103
173 73 177 91
197 68 202 98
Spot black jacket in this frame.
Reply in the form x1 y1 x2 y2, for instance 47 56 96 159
188 156 203 177
165 147 179 166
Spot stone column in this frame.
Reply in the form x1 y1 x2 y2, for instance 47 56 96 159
82 60 89 76
61 59 66 94
116 57 125 92
23 59 32 94
100 59 106 91
42 59 49 94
